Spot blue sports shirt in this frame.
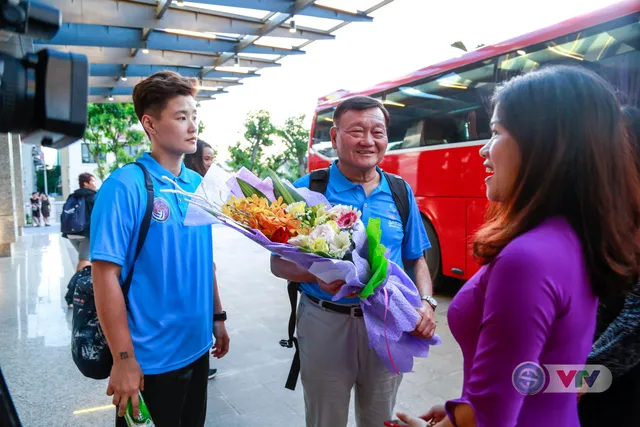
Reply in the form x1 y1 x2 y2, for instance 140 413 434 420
90 153 214 375
294 161 431 304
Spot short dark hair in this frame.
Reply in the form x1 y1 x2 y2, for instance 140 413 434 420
333 95 390 127
132 71 198 122
79 173 94 188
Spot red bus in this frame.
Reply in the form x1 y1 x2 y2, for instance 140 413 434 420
308 0 640 285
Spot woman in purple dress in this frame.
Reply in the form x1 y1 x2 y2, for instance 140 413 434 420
396 66 640 427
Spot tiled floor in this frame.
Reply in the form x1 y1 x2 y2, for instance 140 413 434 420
0 224 463 426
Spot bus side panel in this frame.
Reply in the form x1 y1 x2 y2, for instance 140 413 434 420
415 197 468 279
465 198 489 279
308 154 331 172
379 143 486 199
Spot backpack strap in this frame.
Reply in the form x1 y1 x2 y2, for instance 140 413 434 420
309 167 330 194
382 171 410 230
280 167 329 390
279 281 301 390
121 162 154 308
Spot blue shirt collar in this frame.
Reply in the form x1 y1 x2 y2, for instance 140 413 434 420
329 160 391 195
138 152 193 184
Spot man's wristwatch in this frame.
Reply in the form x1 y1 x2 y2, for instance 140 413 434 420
421 295 438 311
213 311 227 322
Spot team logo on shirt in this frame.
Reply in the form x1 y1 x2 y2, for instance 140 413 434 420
388 220 403 230
152 197 170 222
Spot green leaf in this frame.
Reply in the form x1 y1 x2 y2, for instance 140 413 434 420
266 168 305 204
359 218 389 299
236 178 269 200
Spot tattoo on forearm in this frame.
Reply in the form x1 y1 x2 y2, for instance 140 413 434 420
119 352 129 360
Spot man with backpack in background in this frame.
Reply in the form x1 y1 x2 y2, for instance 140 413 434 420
62 173 98 271
271 96 437 427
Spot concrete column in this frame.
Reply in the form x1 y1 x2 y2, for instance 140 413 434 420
12 135 25 234
60 147 71 200
0 35 34 252
0 134 17 257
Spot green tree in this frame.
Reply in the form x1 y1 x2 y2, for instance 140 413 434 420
228 110 276 175
83 103 147 180
276 114 309 181
36 165 61 195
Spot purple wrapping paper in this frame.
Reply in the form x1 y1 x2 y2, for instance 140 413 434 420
185 166 441 373
215 215 442 374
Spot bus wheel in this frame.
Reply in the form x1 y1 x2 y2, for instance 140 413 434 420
422 217 442 289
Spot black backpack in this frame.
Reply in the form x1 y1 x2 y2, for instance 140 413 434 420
280 167 410 390
71 162 154 380
61 193 88 235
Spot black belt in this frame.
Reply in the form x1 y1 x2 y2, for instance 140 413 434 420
306 294 363 317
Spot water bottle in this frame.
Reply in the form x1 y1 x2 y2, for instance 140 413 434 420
125 391 155 426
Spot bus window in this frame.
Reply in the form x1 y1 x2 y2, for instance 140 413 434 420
497 14 639 105
312 109 337 159
383 60 496 150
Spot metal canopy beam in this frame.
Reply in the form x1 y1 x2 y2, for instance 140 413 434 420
41 0 333 40
90 63 259 79
90 95 133 103
90 86 228 96
89 75 243 88
46 0 394 104
89 94 223 103
156 0 173 19
213 0 315 69
185 0 372 22
37 24 305 56
35 45 281 68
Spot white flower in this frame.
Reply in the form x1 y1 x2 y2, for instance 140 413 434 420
289 234 310 247
309 223 336 242
328 231 352 258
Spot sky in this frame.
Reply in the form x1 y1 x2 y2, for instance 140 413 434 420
42 0 622 166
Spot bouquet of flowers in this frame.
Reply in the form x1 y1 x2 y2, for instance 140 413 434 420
162 165 441 374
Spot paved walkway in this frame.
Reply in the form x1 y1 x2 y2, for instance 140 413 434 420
0 224 463 426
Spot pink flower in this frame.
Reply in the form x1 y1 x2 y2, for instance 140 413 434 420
337 211 358 228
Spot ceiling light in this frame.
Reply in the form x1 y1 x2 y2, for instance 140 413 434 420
142 48 149 54
121 76 128 81
289 20 297 33
108 95 114 101
517 50 526 56
177 0 185 7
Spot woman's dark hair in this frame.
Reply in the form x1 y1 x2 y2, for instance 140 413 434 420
473 65 640 298
183 139 213 177
622 106 639 171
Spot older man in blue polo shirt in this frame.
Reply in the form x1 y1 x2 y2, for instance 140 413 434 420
271 95 437 427
91 71 229 427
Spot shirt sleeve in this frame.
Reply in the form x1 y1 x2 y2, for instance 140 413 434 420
401 183 431 260
588 280 640 378
445 246 559 427
293 174 310 189
90 176 142 266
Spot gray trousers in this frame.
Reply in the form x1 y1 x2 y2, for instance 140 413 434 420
297 294 403 427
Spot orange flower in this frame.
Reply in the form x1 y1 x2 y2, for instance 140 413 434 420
222 195 301 240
